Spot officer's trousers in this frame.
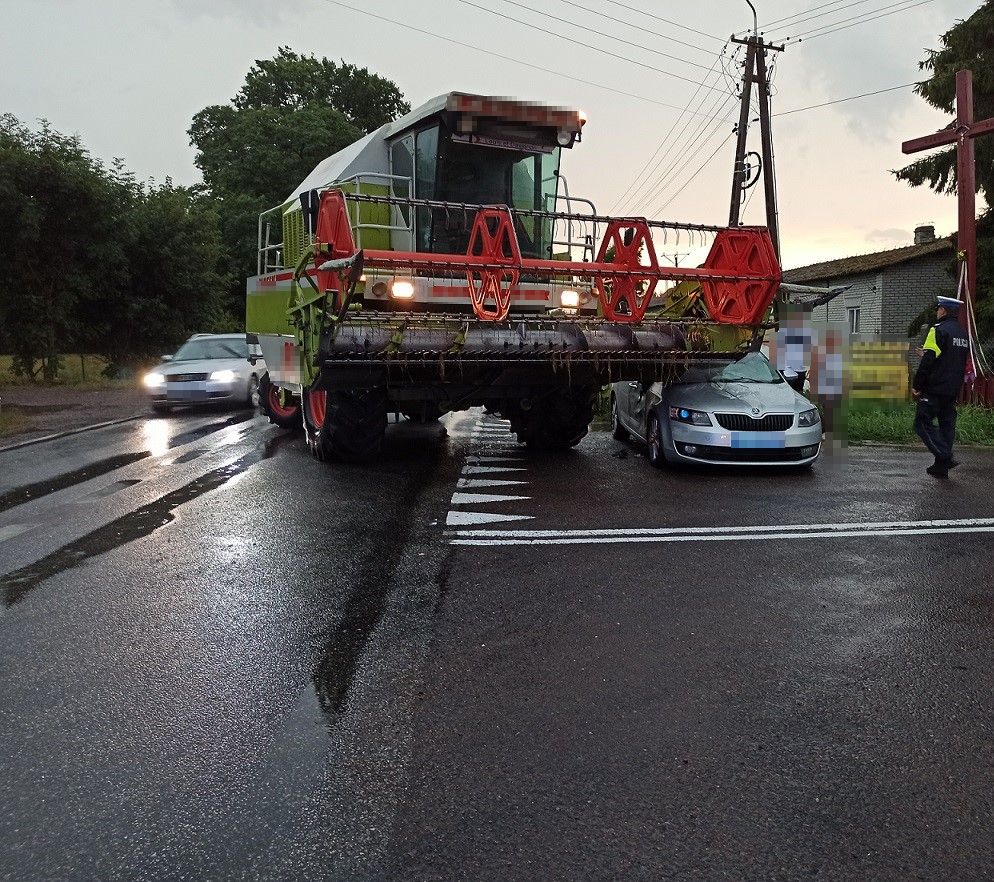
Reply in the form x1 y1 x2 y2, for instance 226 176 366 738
914 394 957 462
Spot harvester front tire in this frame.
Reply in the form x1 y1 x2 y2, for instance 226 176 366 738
518 387 595 451
315 388 388 463
259 373 302 429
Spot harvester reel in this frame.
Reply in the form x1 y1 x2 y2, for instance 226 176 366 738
699 229 780 326
466 208 522 322
594 220 659 322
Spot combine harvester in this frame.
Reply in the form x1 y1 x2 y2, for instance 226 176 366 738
246 92 781 462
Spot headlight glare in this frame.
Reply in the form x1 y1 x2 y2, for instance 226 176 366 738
560 289 580 309
143 372 165 388
210 369 236 383
798 408 821 427
669 406 712 426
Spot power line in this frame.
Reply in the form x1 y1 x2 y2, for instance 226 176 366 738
599 0 727 44
609 45 731 215
758 0 874 30
313 0 732 118
455 0 725 91
655 132 736 215
761 0 878 32
493 0 716 72
648 108 737 210
780 0 939 41
773 81 920 115
555 0 717 56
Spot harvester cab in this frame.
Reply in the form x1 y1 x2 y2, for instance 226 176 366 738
246 92 782 462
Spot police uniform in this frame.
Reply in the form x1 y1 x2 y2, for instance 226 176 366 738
912 296 969 476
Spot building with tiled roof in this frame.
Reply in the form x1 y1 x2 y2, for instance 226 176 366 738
782 226 956 338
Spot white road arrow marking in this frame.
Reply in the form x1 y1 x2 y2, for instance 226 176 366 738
450 492 530 505
461 465 527 475
446 511 535 526
457 478 528 488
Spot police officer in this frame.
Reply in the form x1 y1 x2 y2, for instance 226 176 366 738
912 295 970 478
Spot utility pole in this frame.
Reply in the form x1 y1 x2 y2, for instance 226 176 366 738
728 32 784 260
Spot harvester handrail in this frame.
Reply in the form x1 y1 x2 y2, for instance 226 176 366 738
332 191 730 235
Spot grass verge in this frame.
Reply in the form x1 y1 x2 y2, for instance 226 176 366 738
0 354 137 388
847 399 994 446
0 407 30 439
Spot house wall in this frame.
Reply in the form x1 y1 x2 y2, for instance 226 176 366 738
809 270 881 335
880 252 956 339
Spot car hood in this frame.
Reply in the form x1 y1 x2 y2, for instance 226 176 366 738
157 357 247 376
667 380 806 414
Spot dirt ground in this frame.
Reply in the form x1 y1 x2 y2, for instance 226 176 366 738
0 386 147 445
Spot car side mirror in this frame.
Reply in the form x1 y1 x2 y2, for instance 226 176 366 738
162 354 173 362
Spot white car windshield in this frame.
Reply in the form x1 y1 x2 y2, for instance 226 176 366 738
173 338 248 361
677 352 784 385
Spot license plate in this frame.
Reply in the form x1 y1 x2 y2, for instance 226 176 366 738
730 432 786 449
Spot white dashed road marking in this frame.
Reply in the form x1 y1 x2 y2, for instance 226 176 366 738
0 524 33 543
446 511 534 527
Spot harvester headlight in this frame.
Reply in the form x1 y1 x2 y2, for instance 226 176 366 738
143 372 165 388
560 289 580 309
556 130 573 147
391 279 415 299
210 369 236 383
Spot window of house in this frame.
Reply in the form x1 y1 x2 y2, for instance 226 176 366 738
848 306 861 335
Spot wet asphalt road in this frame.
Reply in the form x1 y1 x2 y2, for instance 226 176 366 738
1 407 993 881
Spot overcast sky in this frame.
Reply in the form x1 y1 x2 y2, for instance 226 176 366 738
1 0 983 268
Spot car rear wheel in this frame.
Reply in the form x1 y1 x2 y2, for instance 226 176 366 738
611 394 630 441
152 403 172 414
647 414 665 469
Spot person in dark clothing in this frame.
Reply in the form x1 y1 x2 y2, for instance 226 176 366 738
912 295 970 478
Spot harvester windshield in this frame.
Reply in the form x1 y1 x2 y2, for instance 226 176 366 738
430 140 559 258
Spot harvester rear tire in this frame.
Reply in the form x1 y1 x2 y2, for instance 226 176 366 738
259 373 302 429
516 387 595 451
315 387 388 463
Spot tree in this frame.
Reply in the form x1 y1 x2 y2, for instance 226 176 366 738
895 1 994 337
233 47 409 134
189 50 409 318
0 115 128 380
0 116 233 379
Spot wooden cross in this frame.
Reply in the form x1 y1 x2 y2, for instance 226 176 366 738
902 69 994 335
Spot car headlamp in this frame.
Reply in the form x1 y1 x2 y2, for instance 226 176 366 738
669 406 712 426
210 369 236 383
797 408 821 427
143 372 165 388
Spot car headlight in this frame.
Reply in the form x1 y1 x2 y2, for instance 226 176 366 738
797 408 821 427
143 372 165 388
210 369 236 383
669 406 712 426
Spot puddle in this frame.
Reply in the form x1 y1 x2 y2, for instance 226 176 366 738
0 413 258 515
1 434 283 608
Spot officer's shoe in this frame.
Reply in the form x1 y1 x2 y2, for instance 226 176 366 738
926 462 949 479
946 458 961 470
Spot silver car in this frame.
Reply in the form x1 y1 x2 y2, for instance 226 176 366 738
143 334 264 413
611 352 822 468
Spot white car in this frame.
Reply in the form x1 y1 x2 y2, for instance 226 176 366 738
611 352 822 468
143 334 264 413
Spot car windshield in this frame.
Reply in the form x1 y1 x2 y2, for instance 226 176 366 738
172 338 247 361
675 352 784 385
